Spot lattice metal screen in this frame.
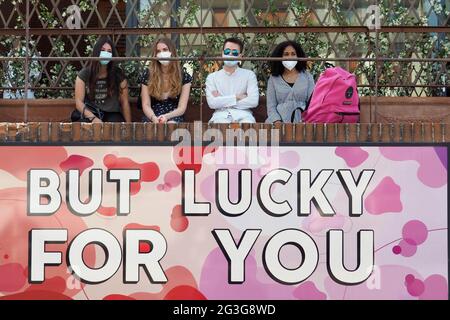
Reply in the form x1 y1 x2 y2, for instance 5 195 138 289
0 0 449 101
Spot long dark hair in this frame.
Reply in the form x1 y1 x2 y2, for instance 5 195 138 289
87 36 123 101
270 41 307 77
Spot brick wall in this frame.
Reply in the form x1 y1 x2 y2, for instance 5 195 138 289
0 122 448 143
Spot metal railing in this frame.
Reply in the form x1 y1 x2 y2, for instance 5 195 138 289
0 0 449 122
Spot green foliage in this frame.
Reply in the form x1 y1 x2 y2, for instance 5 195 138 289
0 36 41 96
178 0 201 26
34 37 78 98
1 0 449 99
120 60 144 98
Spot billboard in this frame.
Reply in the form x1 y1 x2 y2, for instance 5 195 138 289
0 145 447 300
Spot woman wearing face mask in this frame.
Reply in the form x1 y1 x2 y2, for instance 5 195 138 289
139 38 192 123
266 41 315 123
74 36 131 123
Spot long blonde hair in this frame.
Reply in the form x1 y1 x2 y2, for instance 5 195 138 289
147 38 182 100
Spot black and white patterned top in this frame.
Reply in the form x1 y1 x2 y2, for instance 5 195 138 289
138 68 192 123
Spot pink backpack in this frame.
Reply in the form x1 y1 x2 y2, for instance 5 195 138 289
302 67 360 123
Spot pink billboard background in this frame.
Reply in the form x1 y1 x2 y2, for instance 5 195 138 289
0 145 447 300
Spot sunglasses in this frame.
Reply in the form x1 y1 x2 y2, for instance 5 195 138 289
223 48 239 57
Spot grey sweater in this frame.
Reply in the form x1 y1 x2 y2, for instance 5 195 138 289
266 71 315 123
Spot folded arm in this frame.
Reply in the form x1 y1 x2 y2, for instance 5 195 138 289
205 74 237 109
235 72 259 110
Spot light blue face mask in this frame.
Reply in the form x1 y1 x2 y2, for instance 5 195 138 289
99 50 112 65
222 54 239 67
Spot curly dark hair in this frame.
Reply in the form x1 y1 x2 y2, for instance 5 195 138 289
270 41 307 77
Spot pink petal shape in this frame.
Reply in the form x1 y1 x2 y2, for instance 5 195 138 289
365 177 403 215
335 147 369 167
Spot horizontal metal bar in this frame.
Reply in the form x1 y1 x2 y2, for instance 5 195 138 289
1 84 448 91
1 56 448 62
0 57 27 61
0 26 449 36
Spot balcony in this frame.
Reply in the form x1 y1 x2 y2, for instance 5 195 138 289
0 0 449 143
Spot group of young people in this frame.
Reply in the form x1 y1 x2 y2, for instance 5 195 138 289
73 36 315 124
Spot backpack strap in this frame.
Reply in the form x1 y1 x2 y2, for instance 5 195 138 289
291 107 303 123
305 92 313 111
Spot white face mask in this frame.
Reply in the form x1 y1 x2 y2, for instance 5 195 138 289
157 51 172 65
222 54 239 67
282 60 298 71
